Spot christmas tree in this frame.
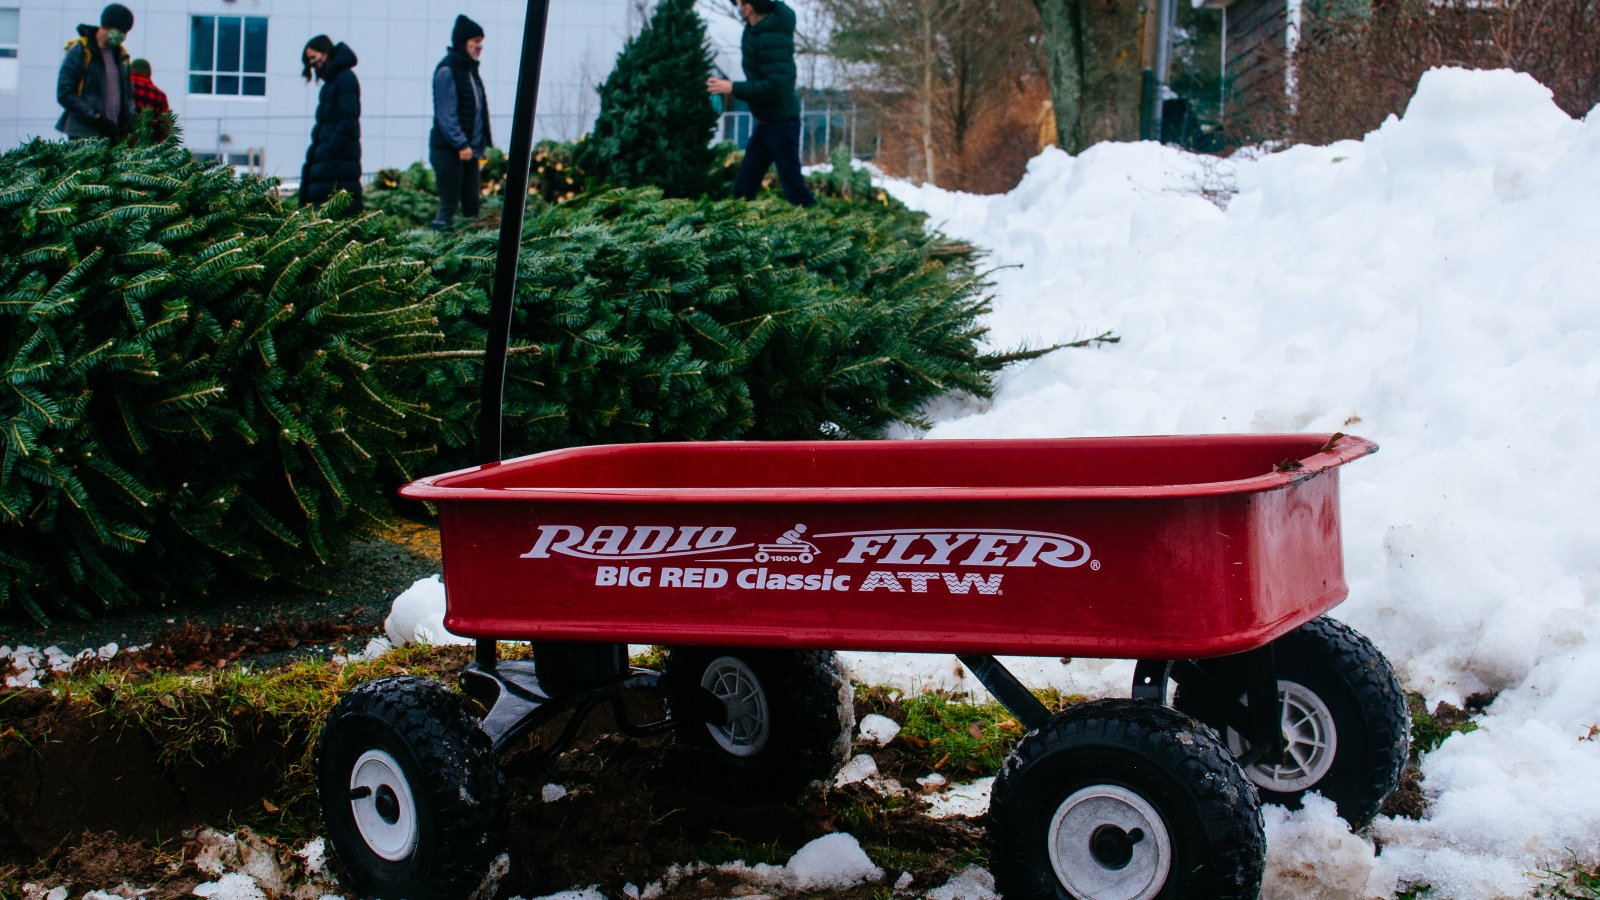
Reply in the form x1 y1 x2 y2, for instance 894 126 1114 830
0 134 456 623
579 0 720 197
406 187 1050 470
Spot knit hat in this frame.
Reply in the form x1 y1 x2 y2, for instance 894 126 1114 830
101 3 134 32
451 15 484 51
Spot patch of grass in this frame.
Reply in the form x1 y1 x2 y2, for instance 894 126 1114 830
698 833 794 867
870 685 1087 780
951 846 988 868
630 645 667 670
24 643 475 837
895 692 1017 778
864 844 941 873
1536 856 1600 898
1407 692 1480 754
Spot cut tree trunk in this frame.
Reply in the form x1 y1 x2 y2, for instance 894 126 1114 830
922 1 938 184
1034 0 1145 152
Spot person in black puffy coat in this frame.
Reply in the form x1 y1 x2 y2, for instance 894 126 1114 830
299 36 363 216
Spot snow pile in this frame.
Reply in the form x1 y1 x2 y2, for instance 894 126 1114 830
2 642 124 687
925 867 999 900
834 752 880 787
857 712 902 746
921 777 994 819
192 873 269 900
182 829 343 900
740 833 884 892
1262 796 1394 900
875 66 1600 898
513 889 607 900
839 650 1131 703
384 574 472 647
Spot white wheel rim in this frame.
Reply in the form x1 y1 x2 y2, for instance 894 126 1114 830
701 655 770 758
1226 679 1339 793
1048 785 1172 900
350 749 420 861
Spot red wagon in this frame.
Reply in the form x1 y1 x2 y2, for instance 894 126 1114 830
317 433 1409 900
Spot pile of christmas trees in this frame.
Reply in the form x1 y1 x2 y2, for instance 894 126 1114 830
404 184 1034 470
0 0 1052 623
0 136 456 622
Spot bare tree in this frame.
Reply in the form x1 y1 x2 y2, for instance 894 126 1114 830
824 0 1041 186
1034 0 1144 153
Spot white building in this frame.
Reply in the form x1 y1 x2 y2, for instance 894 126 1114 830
0 0 642 181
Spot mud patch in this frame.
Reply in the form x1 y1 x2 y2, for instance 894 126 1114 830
0 691 296 863
495 699 985 899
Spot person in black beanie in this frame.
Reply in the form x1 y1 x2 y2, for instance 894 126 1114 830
56 4 136 140
429 15 492 230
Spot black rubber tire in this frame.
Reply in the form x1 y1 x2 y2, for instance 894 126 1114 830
663 647 853 795
988 699 1265 900
316 676 506 900
1174 615 1409 827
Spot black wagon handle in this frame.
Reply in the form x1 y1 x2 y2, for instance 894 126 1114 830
477 0 554 468
474 0 553 671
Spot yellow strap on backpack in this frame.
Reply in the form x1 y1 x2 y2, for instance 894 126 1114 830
64 36 89 94
63 36 124 95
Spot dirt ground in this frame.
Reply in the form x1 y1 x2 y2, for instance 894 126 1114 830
1 690 985 900
0 521 442 670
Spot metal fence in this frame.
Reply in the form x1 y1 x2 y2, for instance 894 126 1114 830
715 104 879 166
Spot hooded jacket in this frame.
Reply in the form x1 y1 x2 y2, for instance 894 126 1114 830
732 2 801 122
300 43 363 208
56 24 134 138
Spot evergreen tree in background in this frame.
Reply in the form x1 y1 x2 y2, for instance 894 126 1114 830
579 0 720 197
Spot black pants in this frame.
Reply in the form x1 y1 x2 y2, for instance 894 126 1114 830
732 119 816 207
430 146 482 228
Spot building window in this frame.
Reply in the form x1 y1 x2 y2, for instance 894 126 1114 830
0 8 19 92
189 15 267 96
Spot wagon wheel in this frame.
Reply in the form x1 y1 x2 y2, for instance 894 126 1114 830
988 699 1264 900
663 647 853 796
1173 615 1409 826
316 676 506 900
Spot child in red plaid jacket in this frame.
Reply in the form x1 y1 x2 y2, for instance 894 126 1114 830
129 58 167 115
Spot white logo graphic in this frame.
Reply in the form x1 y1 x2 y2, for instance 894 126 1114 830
520 525 749 561
521 524 1091 571
755 524 817 563
815 528 1091 568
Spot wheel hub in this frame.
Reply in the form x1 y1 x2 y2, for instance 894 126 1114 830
350 749 420 861
1048 785 1172 900
701 656 771 758
1226 680 1338 793
1089 824 1145 870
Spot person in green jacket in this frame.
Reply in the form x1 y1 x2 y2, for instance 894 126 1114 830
708 0 816 206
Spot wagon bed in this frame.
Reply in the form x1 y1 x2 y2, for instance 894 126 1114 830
399 432 1376 659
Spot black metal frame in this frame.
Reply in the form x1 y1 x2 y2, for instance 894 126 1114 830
461 642 729 766
463 0 1286 772
959 649 1284 763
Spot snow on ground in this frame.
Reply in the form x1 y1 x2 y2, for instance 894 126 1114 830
871 66 1600 899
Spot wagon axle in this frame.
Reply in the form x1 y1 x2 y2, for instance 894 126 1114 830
459 641 730 762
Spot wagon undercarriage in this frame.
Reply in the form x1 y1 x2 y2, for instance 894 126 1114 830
460 637 1291 782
